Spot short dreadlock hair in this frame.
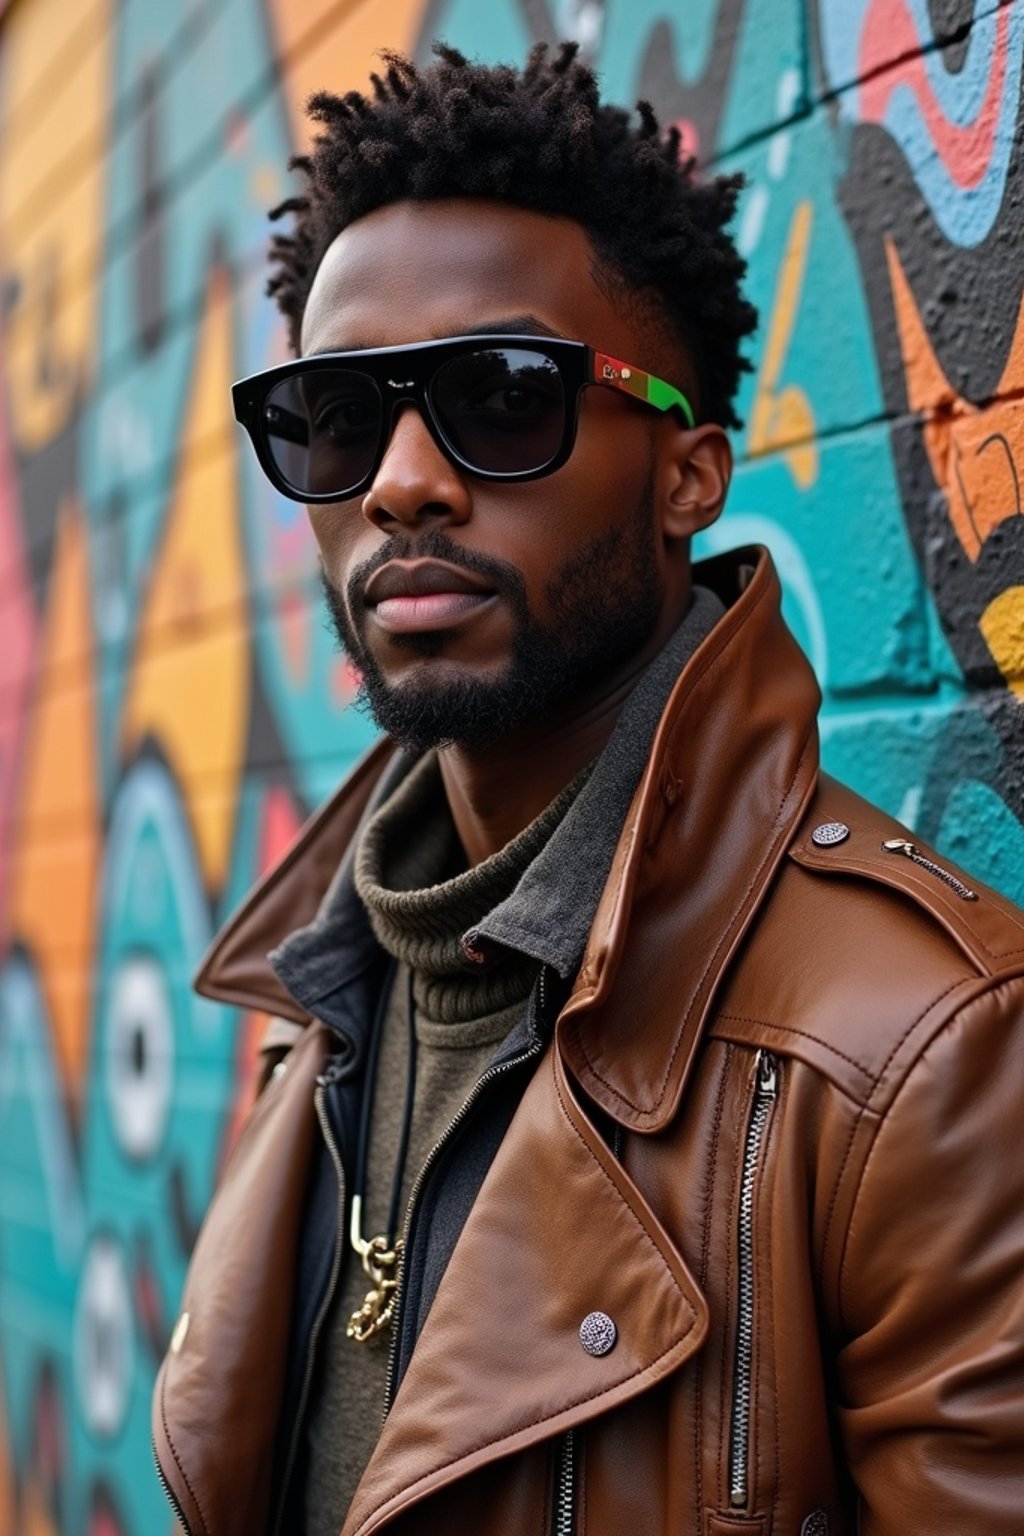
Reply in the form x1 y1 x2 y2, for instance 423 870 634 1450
267 41 757 429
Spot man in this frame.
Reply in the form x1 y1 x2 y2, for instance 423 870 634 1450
153 43 1024 1536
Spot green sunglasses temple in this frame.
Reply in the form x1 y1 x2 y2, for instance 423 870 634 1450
592 352 695 429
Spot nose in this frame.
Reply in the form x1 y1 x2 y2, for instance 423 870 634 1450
361 403 472 531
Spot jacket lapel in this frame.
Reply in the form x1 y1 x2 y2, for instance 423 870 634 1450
560 547 820 1132
341 1041 708 1536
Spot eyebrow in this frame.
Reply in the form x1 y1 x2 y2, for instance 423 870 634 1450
307 315 567 356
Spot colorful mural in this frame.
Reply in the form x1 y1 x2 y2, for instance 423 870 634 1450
1 0 1022 1529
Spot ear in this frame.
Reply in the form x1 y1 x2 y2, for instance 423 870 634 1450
656 422 733 540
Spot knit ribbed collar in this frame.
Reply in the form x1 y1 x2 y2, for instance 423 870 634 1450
353 754 591 1024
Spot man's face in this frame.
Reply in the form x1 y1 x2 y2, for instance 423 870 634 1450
299 198 692 750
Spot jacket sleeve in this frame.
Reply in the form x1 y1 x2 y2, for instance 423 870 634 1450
836 974 1024 1534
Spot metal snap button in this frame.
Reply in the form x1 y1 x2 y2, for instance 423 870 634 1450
801 1512 828 1536
810 821 849 847
579 1311 617 1356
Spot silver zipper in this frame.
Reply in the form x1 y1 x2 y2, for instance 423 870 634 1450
382 967 551 1421
271 1069 348 1536
553 1426 576 1536
729 1049 778 1509
882 839 977 901
152 1435 193 1535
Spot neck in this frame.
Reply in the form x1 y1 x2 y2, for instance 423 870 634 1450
438 589 690 866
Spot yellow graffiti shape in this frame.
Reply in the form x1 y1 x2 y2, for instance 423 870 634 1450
120 268 250 890
887 236 1024 562
747 201 819 489
0 0 112 452
271 0 432 150
8 502 100 1102
980 586 1024 699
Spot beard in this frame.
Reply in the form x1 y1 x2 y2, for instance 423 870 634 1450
320 480 663 751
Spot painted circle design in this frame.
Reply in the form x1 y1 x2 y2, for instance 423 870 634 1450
105 952 173 1161
74 1234 134 1439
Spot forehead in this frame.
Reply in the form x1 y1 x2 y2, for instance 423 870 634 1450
299 198 642 357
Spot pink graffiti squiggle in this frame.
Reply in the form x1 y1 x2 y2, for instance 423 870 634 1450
859 0 1009 190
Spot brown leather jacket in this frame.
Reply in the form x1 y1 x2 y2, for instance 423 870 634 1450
153 548 1024 1536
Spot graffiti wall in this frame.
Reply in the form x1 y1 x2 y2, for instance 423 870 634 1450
1 0 1021 1529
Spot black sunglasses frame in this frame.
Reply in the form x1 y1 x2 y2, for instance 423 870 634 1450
231 333 695 505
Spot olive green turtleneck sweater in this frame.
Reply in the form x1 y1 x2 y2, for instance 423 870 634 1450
301 752 591 1536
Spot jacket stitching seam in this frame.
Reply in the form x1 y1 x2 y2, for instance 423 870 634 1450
836 972 1024 1318
662 576 773 761
656 726 816 1108
714 1013 875 1082
818 1105 866 1310
356 1334 688 1536
799 851 1024 962
573 595 753 994
354 1348 689 1535
823 975 971 1308
874 974 974 1087
551 1053 696 1320
159 1370 212 1536
574 726 815 1117
567 576 775 1092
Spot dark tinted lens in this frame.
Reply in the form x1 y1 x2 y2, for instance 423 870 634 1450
262 369 382 496
430 348 565 474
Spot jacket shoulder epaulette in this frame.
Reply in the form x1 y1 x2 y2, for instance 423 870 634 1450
710 774 1024 1111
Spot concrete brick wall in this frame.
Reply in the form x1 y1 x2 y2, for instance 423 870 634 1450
1 0 1021 1529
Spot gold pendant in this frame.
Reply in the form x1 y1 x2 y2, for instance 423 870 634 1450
347 1232 403 1342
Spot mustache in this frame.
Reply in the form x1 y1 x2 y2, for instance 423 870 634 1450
345 528 528 615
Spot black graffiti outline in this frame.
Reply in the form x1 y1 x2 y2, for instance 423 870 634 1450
976 430 1022 518
413 0 750 160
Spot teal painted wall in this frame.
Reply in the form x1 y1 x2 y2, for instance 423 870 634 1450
1 0 1022 1529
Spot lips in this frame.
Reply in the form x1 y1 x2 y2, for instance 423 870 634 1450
364 559 497 634
364 559 494 605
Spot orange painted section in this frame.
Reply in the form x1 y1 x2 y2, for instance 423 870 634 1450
888 236 1024 562
7 504 99 1101
0 0 111 455
120 268 250 890
271 0 430 149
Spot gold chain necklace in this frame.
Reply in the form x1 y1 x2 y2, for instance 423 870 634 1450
345 966 417 1343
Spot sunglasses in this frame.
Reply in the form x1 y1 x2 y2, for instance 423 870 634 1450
231 334 695 504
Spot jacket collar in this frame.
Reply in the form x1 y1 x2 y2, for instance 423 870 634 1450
560 544 820 1131
195 546 820 1130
